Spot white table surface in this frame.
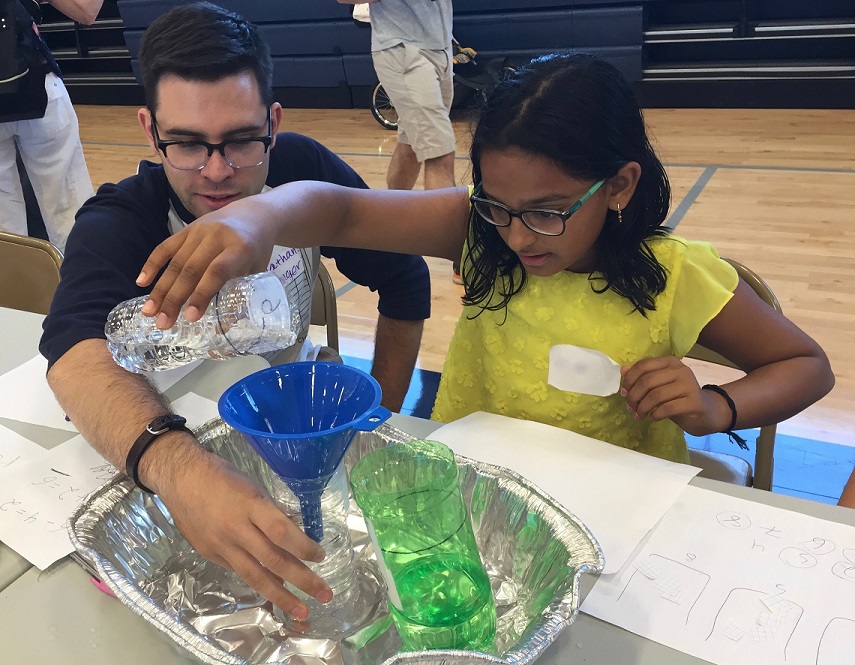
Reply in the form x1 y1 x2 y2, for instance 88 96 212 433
0 308 67 591
1 306 853 665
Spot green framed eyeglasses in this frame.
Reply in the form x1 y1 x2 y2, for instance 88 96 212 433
470 179 606 236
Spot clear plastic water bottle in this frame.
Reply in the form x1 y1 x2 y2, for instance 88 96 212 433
268 466 360 626
105 272 301 372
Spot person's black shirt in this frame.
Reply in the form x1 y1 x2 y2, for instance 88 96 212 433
40 132 431 367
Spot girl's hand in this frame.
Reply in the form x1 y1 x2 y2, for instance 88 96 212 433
136 200 278 329
620 357 731 436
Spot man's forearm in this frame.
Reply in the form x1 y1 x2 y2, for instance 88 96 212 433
371 315 423 412
46 339 203 493
48 339 332 612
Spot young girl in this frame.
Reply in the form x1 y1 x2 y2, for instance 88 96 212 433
138 53 834 466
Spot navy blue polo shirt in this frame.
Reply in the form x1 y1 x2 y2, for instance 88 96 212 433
40 132 431 368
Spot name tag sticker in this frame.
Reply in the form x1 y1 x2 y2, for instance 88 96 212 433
548 345 621 397
268 245 304 286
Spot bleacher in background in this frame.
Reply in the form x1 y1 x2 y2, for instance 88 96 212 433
37 0 141 105
38 0 854 110
638 0 855 108
116 0 642 108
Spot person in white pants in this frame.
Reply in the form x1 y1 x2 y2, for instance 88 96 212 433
0 0 102 251
0 73 94 251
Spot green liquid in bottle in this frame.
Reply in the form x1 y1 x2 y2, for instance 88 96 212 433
389 553 496 651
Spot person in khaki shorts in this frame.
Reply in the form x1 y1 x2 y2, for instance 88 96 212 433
340 0 461 281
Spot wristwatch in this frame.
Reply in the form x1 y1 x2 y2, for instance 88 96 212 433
125 414 193 494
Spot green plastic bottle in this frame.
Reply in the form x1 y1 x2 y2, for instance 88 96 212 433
350 439 496 652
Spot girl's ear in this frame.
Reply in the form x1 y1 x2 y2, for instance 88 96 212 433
607 161 642 212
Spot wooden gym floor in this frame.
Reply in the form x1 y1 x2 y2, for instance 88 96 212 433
75 105 855 503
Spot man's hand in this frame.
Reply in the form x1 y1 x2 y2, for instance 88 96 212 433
620 357 731 436
46 340 331 618
151 445 332 619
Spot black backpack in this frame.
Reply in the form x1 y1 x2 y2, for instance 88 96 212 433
1 0 40 86
0 0 49 121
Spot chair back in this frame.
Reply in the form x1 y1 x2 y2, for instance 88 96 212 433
310 261 339 352
0 231 63 315
686 257 781 491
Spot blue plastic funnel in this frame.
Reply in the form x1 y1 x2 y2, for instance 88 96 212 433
218 362 391 541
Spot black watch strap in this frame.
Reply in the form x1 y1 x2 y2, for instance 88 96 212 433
125 414 193 494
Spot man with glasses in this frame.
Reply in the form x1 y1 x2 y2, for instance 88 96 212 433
40 2 429 618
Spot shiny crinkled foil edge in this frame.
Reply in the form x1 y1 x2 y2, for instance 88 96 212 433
377 425 605 665
69 420 604 665
69 480 245 664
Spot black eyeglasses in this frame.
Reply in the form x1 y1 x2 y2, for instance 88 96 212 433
151 108 273 171
470 180 605 236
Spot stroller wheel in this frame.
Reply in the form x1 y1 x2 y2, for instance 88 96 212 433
371 83 398 131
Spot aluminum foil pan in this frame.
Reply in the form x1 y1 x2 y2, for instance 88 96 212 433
69 419 603 665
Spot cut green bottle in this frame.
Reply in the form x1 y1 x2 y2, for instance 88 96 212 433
350 439 496 652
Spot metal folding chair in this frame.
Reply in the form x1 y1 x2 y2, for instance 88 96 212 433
310 261 339 352
0 231 63 315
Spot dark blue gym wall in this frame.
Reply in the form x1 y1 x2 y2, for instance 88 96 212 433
116 0 643 109
41 1 855 109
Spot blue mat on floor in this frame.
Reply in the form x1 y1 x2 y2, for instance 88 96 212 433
341 355 440 420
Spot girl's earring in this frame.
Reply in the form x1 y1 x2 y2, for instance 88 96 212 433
616 202 623 224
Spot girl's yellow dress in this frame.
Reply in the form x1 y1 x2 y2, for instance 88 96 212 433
432 236 738 463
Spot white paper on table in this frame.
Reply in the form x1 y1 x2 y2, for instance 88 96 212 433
0 354 200 432
430 412 700 573
0 355 77 432
582 485 855 665
170 392 220 430
0 434 117 570
0 423 47 471
548 344 621 397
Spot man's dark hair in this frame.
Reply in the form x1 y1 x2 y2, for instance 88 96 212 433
138 2 273 111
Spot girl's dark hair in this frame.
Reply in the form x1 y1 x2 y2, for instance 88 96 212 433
463 53 671 316
139 2 274 112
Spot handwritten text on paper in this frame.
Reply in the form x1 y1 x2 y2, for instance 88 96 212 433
0 435 117 570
